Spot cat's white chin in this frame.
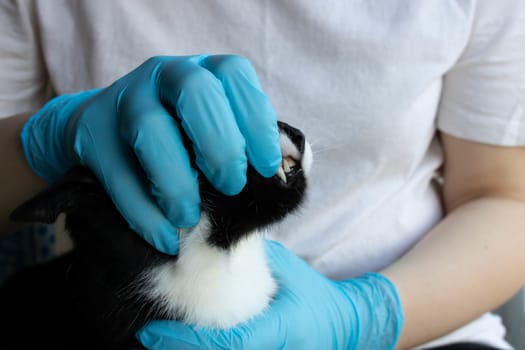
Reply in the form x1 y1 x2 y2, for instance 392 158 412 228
145 214 276 328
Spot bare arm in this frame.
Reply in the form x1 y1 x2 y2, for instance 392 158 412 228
383 133 525 349
0 113 47 235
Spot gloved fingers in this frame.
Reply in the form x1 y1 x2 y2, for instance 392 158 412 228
103 156 181 255
262 240 341 306
200 55 281 178
119 85 201 228
104 160 180 255
263 240 316 280
75 126 180 254
158 57 248 195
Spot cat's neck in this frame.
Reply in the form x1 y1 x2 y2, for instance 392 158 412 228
145 215 276 328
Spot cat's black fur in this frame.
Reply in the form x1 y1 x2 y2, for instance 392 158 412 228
0 122 307 349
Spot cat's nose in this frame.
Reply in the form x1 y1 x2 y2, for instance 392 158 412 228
277 121 305 154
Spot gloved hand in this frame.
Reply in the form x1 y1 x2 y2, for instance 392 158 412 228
21 55 281 254
137 240 404 350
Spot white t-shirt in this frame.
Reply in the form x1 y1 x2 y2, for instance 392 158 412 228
1 1 524 348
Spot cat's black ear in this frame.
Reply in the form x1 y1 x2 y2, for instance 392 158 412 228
10 167 103 224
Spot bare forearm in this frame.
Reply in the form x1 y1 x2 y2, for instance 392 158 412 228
383 197 525 349
0 113 47 235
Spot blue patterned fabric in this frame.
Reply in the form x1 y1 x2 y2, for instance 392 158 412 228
0 224 56 285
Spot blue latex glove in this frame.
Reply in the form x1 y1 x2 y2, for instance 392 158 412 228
20 55 281 254
137 240 404 350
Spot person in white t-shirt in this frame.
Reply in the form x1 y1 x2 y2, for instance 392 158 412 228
1 1 524 349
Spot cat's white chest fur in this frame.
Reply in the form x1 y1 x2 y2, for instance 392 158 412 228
146 215 276 328
145 128 312 329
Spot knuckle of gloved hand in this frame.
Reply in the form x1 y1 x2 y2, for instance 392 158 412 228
129 56 170 84
175 65 219 95
142 55 170 71
209 54 255 81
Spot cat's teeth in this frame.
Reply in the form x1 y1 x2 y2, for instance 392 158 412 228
276 165 287 183
282 158 291 173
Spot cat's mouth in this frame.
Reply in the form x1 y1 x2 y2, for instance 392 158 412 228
275 156 301 184
272 121 312 186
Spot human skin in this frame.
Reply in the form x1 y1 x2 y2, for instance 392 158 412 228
384 134 525 349
0 113 46 235
2 112 525 348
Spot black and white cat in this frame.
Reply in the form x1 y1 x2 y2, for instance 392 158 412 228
0 120 500 350
0 121 312 349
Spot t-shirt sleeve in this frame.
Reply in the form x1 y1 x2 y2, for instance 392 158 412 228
0 0 49 118
437 0 525 146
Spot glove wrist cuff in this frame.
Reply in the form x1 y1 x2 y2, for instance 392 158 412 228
21 89 102 182
341 272 404 350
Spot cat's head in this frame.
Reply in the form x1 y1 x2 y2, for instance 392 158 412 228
11 121 312 252
197 121 312 248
